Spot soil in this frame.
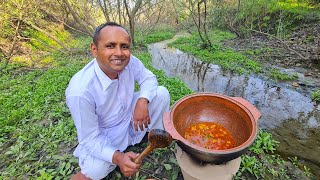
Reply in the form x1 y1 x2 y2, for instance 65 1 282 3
223 23 320 91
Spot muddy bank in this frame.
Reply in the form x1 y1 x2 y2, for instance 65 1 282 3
148 37 320 177
223 24 320 89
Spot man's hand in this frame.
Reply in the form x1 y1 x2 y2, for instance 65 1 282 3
133 98 150 131
112 151 141 177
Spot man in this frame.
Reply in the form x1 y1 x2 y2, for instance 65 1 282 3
65 22 170 179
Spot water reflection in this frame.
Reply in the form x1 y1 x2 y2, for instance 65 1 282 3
148 40 320 176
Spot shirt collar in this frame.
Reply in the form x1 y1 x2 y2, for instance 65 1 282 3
94 59 130 91
94 59 114 91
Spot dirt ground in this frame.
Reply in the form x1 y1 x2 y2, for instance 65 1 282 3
223 23 320 91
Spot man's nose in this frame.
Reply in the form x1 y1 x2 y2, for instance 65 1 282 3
114 46 123 56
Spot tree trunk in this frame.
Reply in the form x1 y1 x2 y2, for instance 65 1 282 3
201 0 212 47
117 0 122 24
83 0 97 30
237 0 241 12
61 0 94 36
196 0 207 48
124 0 143 46
129 18 135 45
6 16 22 65
98 0 110 21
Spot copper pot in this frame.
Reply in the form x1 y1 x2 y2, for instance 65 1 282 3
163 93 261 164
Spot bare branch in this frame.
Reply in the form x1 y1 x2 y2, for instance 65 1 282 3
61 0 94 36
24 20 71 51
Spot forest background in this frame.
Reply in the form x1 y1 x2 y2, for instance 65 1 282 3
1 0 320 179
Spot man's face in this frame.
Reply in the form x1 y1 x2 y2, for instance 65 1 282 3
91 26 131 79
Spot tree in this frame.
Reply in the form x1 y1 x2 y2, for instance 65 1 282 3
60 0 97 37
172 0 213 49
0 0 48 65
0 0 87 67
124 0 143 46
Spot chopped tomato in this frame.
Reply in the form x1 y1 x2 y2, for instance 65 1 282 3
184 122 236 150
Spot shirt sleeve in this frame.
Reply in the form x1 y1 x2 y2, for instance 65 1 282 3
131 55 158 102
66 95 117 163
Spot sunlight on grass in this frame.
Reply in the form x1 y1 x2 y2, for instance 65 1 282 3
168 31 261 74
278 0 317 9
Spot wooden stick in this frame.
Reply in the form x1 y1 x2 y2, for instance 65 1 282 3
134 145 154 163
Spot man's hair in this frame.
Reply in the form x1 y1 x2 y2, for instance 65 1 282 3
93 22 129 45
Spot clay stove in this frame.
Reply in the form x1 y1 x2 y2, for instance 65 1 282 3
175 145 241 180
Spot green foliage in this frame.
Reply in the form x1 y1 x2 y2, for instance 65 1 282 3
311 89 320 102
288 156 312 177
235 130 290 179
0 19 14 37
245 47 273 56
0 32 312 179
28 27 72 51
0 55 87 178
142 31 174 44
269 68 299 81
249 129 279 154
135 24 175 47
212 0 320 37
238 155 261 179
0 30 190 178
168 31 261 74
70 35 92 50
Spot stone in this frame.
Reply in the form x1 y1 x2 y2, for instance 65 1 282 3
292 82 299 87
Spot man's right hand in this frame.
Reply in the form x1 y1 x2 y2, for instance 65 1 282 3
112 151 141 177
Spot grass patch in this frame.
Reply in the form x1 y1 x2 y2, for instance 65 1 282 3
135 24 175 47
269 68 298 81
168 31 261 74
311 89 320 102
235 129 313 179
0 54 89 179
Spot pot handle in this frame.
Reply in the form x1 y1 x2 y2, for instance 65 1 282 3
231 97 261 122
163 111 180 139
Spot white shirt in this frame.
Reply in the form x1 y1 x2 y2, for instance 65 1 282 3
65 55 158 163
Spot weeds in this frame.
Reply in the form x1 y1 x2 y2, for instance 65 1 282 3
0 27 314 179
135 25 175 48
168 31 261 74
269 68 298 81
249 129 279 154
235 129 290 179
0 56 85 179
311 89 320 102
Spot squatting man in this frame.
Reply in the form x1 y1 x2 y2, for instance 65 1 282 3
65 22 170 179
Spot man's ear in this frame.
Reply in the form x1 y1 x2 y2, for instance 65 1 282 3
90 43 97 57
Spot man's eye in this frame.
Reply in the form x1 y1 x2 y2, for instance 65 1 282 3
106 45 114 48
122 46 129 49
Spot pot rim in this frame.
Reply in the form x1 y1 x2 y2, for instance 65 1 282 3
169 92 259 154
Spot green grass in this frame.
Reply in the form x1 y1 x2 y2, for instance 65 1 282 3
0 28 312 179
269 68 298 81
168 31 261 74
311 89 320 102
235 129 313 179
135 24 175 47
0 54 89 179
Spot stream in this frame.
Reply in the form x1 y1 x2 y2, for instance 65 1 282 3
148 36 320 177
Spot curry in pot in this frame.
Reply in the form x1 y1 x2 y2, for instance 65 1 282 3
184 122 236 150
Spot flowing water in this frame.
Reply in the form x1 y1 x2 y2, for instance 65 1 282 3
148 36 320 177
